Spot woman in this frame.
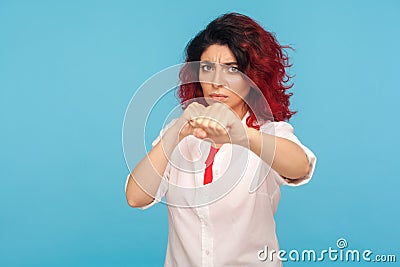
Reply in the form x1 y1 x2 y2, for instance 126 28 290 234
125 13 316 266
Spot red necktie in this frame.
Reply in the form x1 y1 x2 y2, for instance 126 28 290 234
203 146 219 185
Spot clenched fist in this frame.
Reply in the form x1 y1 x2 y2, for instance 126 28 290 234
176 101 249 147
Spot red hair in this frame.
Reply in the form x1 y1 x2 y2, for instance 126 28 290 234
178 13 295 129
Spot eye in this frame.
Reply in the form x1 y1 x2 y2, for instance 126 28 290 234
200 64 214 72
228 66 239 73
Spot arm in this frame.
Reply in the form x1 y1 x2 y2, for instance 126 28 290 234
246 127 310 180
189 103 311 180
125 121 182 208
125 102 206 208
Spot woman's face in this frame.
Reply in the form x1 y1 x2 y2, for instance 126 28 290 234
199 44 251 119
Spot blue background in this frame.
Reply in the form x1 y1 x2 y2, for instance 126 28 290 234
1 0 399 266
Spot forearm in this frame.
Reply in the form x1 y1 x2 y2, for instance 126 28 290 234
126 119 184 207
246 127 310 179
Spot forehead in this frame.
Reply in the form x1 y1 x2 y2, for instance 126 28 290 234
200 44 236 63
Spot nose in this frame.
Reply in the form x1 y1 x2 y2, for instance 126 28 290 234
211 66 225 88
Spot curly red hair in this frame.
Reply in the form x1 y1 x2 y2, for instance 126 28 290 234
178 13 295 128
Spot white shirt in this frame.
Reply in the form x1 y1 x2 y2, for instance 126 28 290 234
125 115 316 267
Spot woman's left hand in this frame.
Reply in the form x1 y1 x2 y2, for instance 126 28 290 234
190 102 249 147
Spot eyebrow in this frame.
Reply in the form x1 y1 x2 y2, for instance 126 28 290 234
200 60 238 66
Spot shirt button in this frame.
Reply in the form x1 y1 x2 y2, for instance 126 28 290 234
205 250 210 255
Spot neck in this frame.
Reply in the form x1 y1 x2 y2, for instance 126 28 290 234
235 104 249 120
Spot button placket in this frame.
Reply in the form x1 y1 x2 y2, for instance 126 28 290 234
196 206 213 267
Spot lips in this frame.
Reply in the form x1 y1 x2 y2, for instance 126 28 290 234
209 93 228 101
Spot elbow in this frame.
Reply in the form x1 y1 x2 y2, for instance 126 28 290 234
126 198 139 208
294 158 311 179
126 198 145 208
293 151 311 179
284 158 310 180
300 161 311 178
302 150 312 176
126 196 143 208
126 195 153 208
125 174 153 208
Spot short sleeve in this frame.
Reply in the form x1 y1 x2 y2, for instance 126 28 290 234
125 119 177 209
260 121 317 186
